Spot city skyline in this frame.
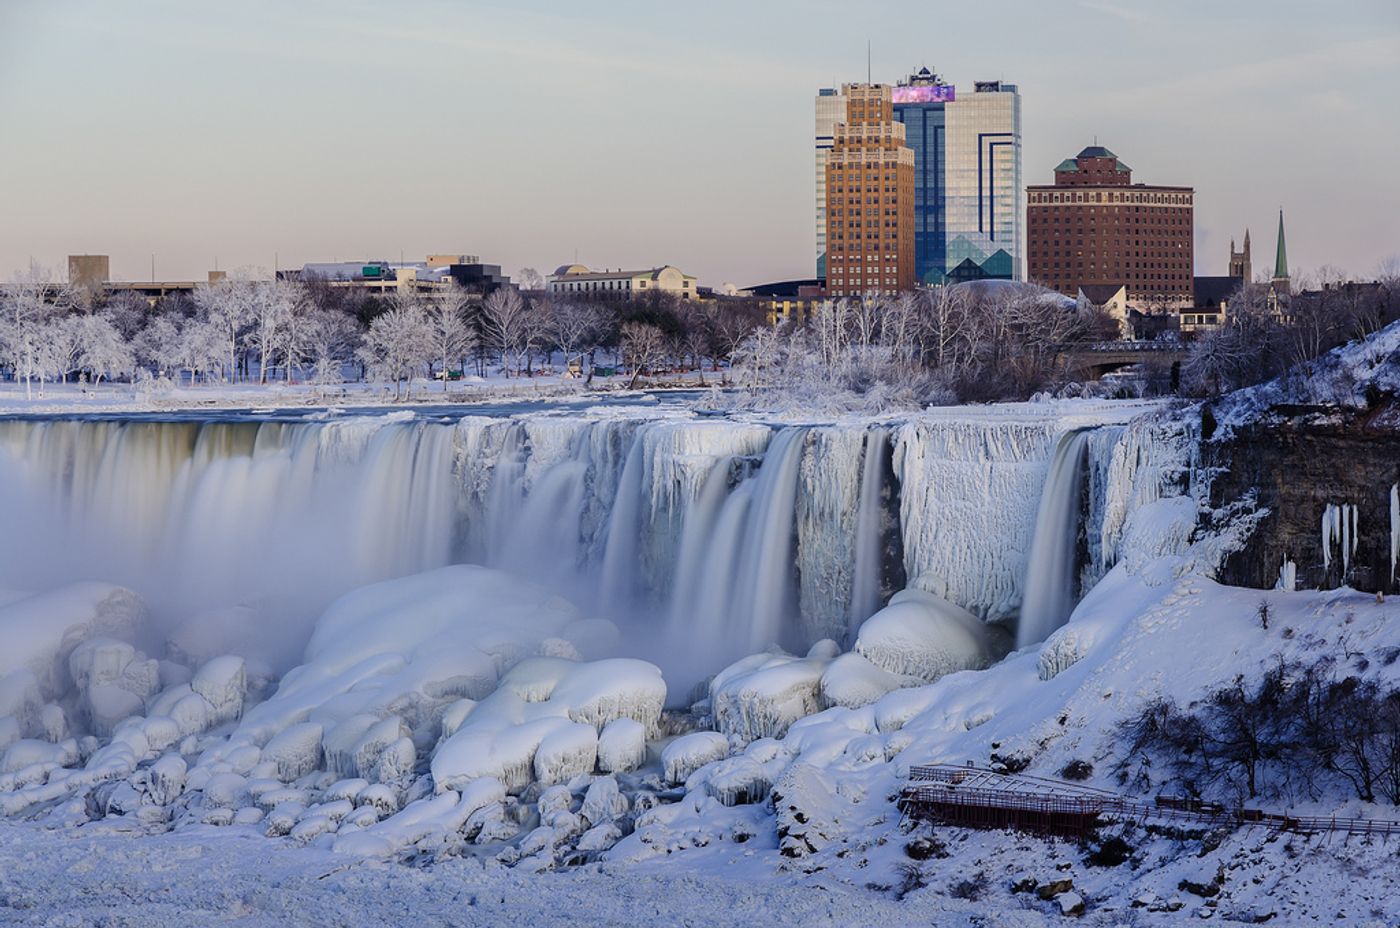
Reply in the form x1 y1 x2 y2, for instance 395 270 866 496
2 0 1398 288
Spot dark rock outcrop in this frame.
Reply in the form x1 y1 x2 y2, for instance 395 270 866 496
1206 403 1400 593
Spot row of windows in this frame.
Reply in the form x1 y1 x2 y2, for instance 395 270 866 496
1029 190 1191 205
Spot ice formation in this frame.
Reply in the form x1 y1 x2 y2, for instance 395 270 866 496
1321 502 1360 573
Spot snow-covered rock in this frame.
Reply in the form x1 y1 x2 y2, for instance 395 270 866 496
662 732 728 785
711 653 829 743
819 652 921 709
854 588 992 683
533 722 597 786
596 718 646 774
191 656 246 726
262 722 324 781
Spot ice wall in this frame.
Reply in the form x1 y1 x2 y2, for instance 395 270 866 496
0 400 1167 678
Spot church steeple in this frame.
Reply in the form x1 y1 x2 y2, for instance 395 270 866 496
1229 228 1252 281
1273 209 1288 282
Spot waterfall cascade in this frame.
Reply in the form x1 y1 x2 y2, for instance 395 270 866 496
0 402 1169 678
1016 430 1092 649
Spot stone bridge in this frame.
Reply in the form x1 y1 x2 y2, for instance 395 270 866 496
1065 341 1188 379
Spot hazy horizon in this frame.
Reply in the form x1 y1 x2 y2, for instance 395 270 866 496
3 0 1397 289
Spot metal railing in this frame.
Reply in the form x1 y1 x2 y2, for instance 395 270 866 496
900 764 1400 838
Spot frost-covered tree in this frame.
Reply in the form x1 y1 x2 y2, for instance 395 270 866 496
480 287 530 377
424 284 475 389
303 307 360 386
547 301 607 381
193 278 256 382
515 267 545 291
0 263 70 399
73 315 134 384
133 315 185 377
243 280 300 384
732 324 784 390
357 296 433 400
620 321 667 389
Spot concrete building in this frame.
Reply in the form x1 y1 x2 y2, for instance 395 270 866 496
64 254 220 304
547 265 698 301
823 83 915 297
285 257 511 300
1027 145 1194 311
891 69 1023 285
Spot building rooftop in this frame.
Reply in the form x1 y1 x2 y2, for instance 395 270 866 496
550 265 694 282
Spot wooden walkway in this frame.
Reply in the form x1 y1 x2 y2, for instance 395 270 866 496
898 763 1400 839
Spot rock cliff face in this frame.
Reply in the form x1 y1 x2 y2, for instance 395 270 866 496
1206 403 1400 594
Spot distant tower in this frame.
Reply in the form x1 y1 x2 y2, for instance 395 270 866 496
824 83 915 296
1271 209 1290 296
1229 229 1252 281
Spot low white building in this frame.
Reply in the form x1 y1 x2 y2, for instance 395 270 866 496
548 265 698 301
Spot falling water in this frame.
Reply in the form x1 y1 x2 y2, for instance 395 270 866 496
847 428 890 641
1016 429 1091 649
0 406 1154 684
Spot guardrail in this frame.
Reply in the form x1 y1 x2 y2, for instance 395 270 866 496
899 764 1400 839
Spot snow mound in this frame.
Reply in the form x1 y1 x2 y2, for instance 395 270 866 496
854 588 992 683
711 653 830 743
597 718 646 774
662 732 729 785
819 652 921 709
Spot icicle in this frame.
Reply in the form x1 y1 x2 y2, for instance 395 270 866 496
1278 558 1296 592
1390 484 1398 583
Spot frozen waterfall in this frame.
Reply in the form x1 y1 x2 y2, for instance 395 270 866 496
0 401 1166 680
1016 429 1092 649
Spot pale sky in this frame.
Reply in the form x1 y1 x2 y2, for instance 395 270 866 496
2 0 1397 288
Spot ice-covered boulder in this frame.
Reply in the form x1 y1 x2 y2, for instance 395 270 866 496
432 656 665 794
85 684 145 738
580 776 627 826
147 754 187 805
432 714 570 793
703 756 771 806
191 656 246 725
597 718 646 774
855 588 992 684
819 652 921 709
231 566 577 754
711 653 828 743
373 736 416 784
549 659 666 736
262 722 324 781
533 722 597 786
662 732 728 785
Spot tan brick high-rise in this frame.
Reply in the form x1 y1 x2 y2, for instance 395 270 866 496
824 84 915 297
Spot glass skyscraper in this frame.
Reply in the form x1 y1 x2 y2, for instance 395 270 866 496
891 68 1022 285
814 88 847 279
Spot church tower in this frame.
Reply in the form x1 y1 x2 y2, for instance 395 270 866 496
1228 229 1252 281
1271 209 1290 296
